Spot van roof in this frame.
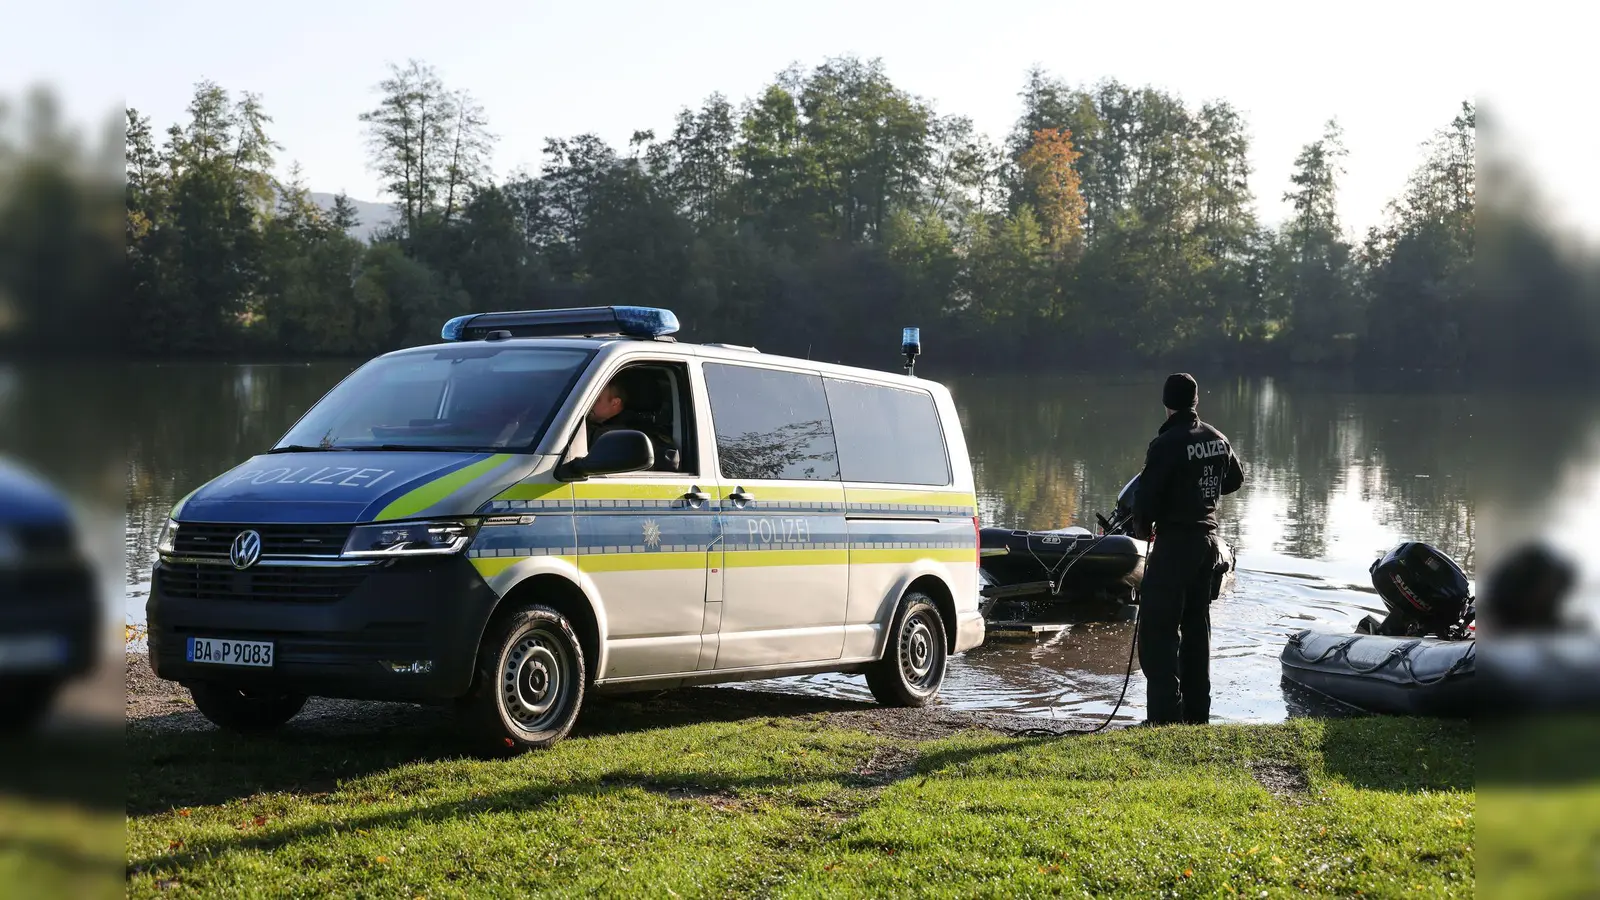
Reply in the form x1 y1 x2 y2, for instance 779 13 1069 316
386 335 944 393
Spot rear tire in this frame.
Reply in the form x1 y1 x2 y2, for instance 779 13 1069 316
188 683 307 734
866 592 948 707
460 605 586 753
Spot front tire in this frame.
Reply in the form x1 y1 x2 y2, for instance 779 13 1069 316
866 593 948 707
460 605 586 752
188 683 307 734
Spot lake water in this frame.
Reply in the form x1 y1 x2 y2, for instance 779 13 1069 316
93 362 1600 724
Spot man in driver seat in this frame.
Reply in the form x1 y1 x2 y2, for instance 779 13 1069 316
586 375 679 471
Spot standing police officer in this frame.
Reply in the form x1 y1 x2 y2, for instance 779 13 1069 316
1132 373 1244 726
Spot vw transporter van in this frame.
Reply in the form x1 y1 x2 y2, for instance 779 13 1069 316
147 306 984 750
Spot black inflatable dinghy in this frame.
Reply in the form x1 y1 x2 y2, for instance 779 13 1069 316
1280 630 1473 717
979 526 1146 602
1280 541 1475 717
978 473 1233 614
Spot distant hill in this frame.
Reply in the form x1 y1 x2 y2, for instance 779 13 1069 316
308 193 395 243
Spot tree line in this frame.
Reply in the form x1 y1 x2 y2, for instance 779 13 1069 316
13 58 1550 376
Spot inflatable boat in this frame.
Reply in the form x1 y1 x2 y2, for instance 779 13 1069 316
977 473 1234 619
978 475 1148 616
1280 541 1475 717
979 526 1147 603
1280 630 1473 717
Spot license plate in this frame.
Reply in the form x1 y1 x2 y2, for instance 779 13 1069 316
0 634 68 671
186 637 274 667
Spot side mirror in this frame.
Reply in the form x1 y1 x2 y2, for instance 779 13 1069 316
557 429 654 481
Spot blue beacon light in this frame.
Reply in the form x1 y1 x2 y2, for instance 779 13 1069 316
902 327 921 376
612 306 681 337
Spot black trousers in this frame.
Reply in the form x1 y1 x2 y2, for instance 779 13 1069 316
1138 530 1222 725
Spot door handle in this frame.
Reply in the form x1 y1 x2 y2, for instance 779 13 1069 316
729 487 755 507
684 486 711 508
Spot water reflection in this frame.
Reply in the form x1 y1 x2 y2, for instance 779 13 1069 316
102 363 1600 722
956 372 1478 571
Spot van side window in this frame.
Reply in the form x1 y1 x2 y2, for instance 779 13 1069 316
823 378 951 486
588 362 696 475
703 363 840 481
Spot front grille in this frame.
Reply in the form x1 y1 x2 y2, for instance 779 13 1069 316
158 562 369 603
174 523 353 557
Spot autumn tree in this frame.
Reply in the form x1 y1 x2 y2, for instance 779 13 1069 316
1016 127 1087 255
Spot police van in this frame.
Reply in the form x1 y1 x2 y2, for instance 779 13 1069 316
147 306 984 749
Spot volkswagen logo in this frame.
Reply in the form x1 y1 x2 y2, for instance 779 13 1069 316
230 530 263 570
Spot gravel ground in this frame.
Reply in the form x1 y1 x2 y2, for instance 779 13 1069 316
125 653 454 735
125 653 1063 741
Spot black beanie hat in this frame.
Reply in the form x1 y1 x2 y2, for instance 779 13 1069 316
1163 373 1198 411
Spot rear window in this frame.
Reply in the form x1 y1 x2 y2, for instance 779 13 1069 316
824 379 950 485
703 363 840 481
275 346 593 452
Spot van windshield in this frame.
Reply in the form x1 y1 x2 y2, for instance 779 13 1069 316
273 346 594 452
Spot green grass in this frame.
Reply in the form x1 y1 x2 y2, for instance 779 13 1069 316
125 698 1474 898
1 731 125 900
0 796 124 900
1476 715 1600 900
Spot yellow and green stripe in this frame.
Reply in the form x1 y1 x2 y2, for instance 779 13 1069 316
374 454 514 521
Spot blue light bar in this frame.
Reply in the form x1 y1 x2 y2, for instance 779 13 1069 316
439 306 680 342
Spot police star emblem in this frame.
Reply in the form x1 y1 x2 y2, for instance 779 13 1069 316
642 519 662 549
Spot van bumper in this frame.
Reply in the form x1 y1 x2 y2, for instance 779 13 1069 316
146 555 498 703
953 608 985 654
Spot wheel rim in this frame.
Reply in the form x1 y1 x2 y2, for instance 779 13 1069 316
899 610 943 693
501 628 573 732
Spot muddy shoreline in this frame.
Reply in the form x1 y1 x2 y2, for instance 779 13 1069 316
124 653 1090 740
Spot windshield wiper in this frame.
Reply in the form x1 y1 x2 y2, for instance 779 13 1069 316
357 444 497 453
269 443 503 454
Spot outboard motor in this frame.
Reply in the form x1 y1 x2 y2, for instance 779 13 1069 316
1099 474 1148 539
1362 542 1474 638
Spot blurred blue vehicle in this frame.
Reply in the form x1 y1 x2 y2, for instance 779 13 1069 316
0 458 99 733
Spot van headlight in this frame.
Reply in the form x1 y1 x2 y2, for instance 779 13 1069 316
342 520 477 557
156 519 180 555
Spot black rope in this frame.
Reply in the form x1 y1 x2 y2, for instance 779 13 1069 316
1023 530 1120 598
1008 536 1151 737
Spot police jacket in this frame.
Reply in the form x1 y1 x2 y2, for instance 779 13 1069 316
1132 410 1244 534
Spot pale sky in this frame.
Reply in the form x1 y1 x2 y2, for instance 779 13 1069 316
7 0 1592 239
